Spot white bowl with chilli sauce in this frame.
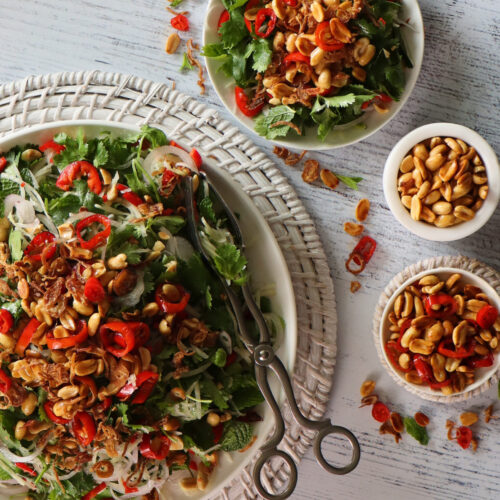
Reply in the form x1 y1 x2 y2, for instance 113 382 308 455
383 123 500 241
378 266 500 402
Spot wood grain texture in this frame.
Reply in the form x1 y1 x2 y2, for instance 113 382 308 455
1 0 499 498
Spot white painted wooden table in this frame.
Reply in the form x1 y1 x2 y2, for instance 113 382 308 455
1 1 500 498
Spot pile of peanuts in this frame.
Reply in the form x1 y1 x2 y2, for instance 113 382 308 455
397 136 488 227
385 272 500 394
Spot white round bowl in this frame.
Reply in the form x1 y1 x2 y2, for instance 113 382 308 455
378 266 500 402
203 0 424 150
383 122 500 241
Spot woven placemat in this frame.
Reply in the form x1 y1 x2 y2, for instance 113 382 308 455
0 70 338 499
373 255 500 403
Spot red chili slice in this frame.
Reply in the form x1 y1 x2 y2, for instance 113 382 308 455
413 355 433 383
234 86 265 118
372 401 390 422
56 160 102 194
114 184 143 206
15 462 37 477
171 14 189 31
72 411 96 446
24 231 57 262
468 351 494 368
315 21 344 51
284 52 310 66
456 426 473 449
0 309 14 335
190 148 203 169
84 277 107 304
218 9 230 32
0 368 12 394
117 370 159 404
39 140 65 163
384 342 412 373
476 305 498 329
82 482 106 500
46 320 88 350
75 214 112 250
244 0 261 32
15 318 41 356
139 433 171 460
429 378 452 390
283 0 298 5
100 322 137 358
122 479 139 494
437 338 476 359
44 401 70 424
423 294 458 319
254 8 277 38
212 423 224 444
225 351 237 367
155 284 190 313
0 157 7 172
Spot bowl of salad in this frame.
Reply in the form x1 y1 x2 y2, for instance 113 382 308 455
0 121 297 499
203 0 424 150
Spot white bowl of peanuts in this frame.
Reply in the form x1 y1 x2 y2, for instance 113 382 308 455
379 266 500 400
383 123 500 241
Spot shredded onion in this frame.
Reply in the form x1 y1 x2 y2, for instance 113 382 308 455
164 236 195 261
219 331 232 353
0 444 44 464
142 145 198 176
4 194 38 227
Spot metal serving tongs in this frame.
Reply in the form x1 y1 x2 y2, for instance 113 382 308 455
183 173 360 500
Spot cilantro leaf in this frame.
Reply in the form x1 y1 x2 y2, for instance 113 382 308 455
135 125 168 149
219 421 253 451
201 43 229 61
219 9 247 50
47 194 81 225
213 243 247 284
52 129 89 167
404 416 429 445
148 215 185 235
245 38 273 73
106 226 144 265
180 53 194 71
198 197 217 225
254 105 298 139
93 140 109 167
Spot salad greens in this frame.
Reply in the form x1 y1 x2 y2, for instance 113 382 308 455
0 126 281 499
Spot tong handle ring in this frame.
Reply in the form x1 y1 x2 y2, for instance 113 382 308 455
252 449 297 500
313 424 360 475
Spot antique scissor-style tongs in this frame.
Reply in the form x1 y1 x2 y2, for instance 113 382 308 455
183 173 360 500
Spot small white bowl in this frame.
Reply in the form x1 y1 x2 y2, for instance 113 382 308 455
203 0 424 150
378 266 500 402
383 122 500 241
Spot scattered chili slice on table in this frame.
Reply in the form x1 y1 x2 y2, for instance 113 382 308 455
346 235 377 275
15 317 41 356
46 320 88 350
75 214 112 250
171 13 189 31
476 304 498 329
24 231 57 261
82 482 107 500
56 160 102 194
84 277 107 304
155 284 190 313
254 8 277 38
72 411 96 446
315 21 344 51
0 309 14 334
372 401 390 422
423 294 458 318
456 426 473 449
0 368 12 393
44 401 70 424
139 433 171 460
234 86 265 118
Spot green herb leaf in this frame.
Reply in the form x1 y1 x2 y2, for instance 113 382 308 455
205 286 213 310
335 174 363 190
214 243 247 284
116 403 155 433
232 385 264 410
404 416 429 445
93 140 109 167
254 105 298 139
245 38 273 73
219 10 247 50
201 43 229 61
53 129 89 167
219 420 253 451
201 378 229 410
8 229 24 262
211 348 227 368
198 197 217 224
181 53 194 71
1 300 24 322
182 420 215 450
170 0 184 7
222 0 247 10
0 178 20 217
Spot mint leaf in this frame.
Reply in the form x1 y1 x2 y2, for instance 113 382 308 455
232 385 264 410
219 421 253 451
181 53 194 71
205 286 213 309
335 174 363 190
93 140 109 167
254 105 298 139
0 178 20 216
170 0 184 6
201 378 228 411
404 416 429 445
214 243 247 284
182 420 215 450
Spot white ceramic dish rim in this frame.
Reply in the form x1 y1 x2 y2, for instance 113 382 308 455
202 0 425 151
0 120 298 499
379 266 500 399
383 122 500 241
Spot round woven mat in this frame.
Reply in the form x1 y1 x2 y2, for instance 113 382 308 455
0 71 338 498
373 255 500 403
